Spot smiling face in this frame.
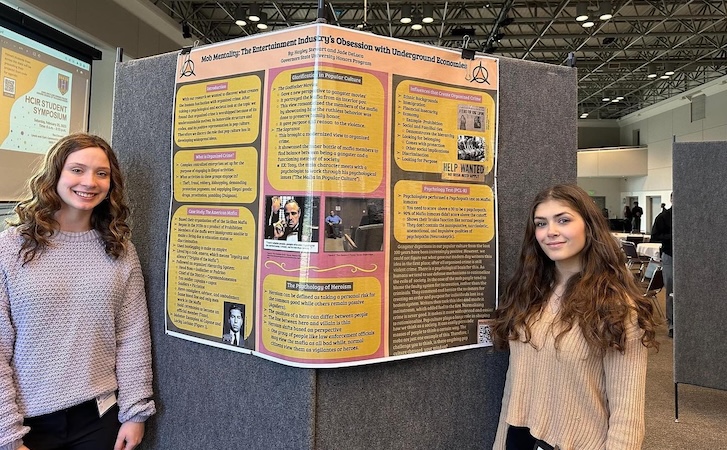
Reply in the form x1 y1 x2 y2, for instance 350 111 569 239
55 147 111 227
534 199 587 274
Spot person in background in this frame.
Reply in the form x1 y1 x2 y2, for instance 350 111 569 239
0 133 155 450
491 184 658 450
359 201 384 226
660 202 666 213
651 193 673 337
631 201 644 232
325 210 343 238
623 204 633 232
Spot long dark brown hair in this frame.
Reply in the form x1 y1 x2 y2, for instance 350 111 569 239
492 184 658 352
9 133 131 263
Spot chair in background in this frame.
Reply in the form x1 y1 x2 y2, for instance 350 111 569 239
608 218 628 231
626 235 645 245
642 265 665 318
621 241 651 278
353 223 384 251
343 223 384 252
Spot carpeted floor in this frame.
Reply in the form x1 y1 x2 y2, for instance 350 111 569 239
643 291 727 449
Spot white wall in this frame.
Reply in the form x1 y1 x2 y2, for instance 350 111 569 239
618 79 727 230
578 148 647 177
619 78 727 184
579 75 727 231
577 177 625 219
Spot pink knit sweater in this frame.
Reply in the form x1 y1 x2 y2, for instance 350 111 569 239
0 228 155 450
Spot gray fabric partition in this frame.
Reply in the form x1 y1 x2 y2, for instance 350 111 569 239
112 52 576 449
673 141 727 391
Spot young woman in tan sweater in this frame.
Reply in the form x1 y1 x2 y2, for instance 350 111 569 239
492 184 658 450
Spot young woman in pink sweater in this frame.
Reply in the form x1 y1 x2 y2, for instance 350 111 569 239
492 184 658 450
0 133 155 450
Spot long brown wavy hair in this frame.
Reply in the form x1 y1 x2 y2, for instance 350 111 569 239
9 133 131 263
492 184 658 352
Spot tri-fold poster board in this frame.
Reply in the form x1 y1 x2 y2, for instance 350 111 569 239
165 23 500 368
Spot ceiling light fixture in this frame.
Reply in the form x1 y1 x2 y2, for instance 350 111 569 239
248 4 261 22
647 65 658 79
422 5 434 24
400 5 412 24
582 21 595 28
599 1 613 20
256 12 268 29
234 7 247 27
576 3 589 22
411 14 423 31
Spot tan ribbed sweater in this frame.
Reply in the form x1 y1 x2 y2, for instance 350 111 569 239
493 305 647 450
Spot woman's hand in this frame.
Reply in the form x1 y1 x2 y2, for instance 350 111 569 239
114 421 145 450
